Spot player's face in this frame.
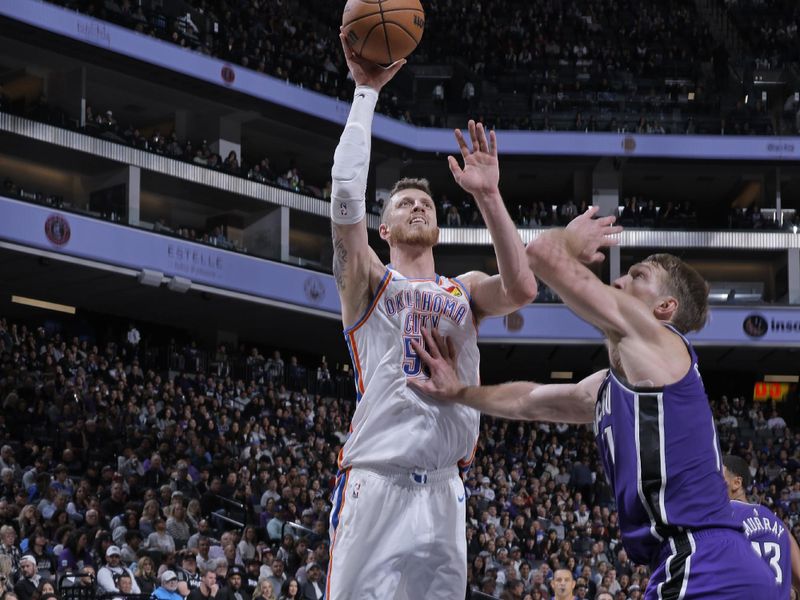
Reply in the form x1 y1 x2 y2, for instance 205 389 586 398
613 262 670 310
381 189 439 247
553 569 576 599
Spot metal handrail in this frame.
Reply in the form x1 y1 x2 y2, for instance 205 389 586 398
210 512 245 530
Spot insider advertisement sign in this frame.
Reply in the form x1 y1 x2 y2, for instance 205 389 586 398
479 305 800 346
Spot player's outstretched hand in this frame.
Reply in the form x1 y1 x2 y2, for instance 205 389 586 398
339 32 405 92
407 328 464 401
564 205 623 264
449 120 500 199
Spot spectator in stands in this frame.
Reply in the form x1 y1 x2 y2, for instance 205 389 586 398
134 556 158 596
97 545 140 594
166 503 191 550
56 530 91 575
154 570 183 600
768 410 788 430
176 551 200 596
0 553 14 594
252 579 275 600
195 538 214 574
0 527 19 575
277 579 299 600
13 556 42 600
112 572 134 599
26 531 54 582
102 482 127 520
236 528 257 564
299 563 322 600
264 560 285 599
186 523 210 552
139 500 161 537
224 152 241 176
120 530 142 566
224 566 249 600
146 519 176 554
188 569 218 600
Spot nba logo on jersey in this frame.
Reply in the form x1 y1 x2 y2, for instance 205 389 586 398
443 285 462 298
352 482 360 498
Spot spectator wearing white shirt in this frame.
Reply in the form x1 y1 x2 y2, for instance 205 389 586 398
767 410 787 430
126 324 141 357
97 546 140 594
146 519 176 554
479 477 495 502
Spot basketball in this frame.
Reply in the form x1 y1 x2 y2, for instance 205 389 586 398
341 0 425 65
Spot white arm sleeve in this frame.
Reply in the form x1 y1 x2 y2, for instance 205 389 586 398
330 85 378 225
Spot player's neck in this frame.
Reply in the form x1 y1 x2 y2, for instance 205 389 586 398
389 245 436 279
733 491 748 502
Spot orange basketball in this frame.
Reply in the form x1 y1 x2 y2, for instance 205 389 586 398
341 0 425 65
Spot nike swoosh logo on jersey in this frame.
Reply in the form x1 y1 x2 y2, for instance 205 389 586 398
457 494 465 502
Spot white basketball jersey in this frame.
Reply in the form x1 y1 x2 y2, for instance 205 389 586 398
339 267 481 472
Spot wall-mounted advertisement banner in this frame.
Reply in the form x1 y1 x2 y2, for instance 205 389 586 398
2 0 800 161
480 304 800 346
2 196 800 345
0 196 341 316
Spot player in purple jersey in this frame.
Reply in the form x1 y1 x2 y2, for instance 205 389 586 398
410 209 778 599
723 455 800 599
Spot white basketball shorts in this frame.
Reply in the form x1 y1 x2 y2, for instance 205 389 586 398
325 465 467 599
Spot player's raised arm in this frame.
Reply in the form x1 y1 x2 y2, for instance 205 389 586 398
448 121 538 319
408 328 604 424
331 33 405 326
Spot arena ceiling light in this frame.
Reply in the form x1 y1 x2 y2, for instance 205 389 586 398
11 295 76 314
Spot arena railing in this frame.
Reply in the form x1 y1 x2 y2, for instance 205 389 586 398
3 114 800 252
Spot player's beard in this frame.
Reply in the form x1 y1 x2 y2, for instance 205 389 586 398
392 223 440 247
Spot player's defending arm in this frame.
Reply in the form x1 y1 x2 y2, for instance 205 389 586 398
408 328 605 424
525 208 637 337
448 121 538 319
526 207 690 385
331 34 405 326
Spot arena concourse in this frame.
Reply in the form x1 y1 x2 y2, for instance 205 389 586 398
0 1 799 600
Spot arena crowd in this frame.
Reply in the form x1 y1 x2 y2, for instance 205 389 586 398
43 0 799 135
0 315 796 600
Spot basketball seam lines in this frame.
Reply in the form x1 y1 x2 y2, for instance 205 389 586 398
342 7 424 28
359 22 386 57
378 0 392 64
385 21 420 45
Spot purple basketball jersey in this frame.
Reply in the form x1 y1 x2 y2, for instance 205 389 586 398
593 325 739 567
730 500 791 599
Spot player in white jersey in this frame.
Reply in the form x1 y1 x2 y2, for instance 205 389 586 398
326 34 539 599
